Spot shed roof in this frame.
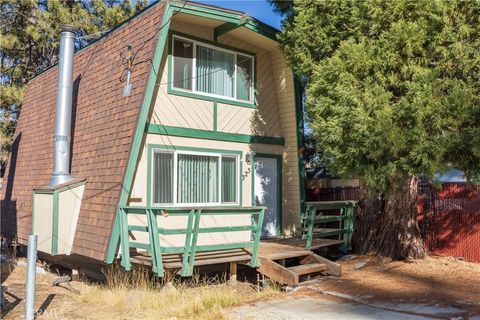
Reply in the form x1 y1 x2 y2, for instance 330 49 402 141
1 1 166 261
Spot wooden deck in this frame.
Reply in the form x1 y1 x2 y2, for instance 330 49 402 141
131 248 252 270
130 240 342 285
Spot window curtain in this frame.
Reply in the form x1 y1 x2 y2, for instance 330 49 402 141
196 46 234 98
177 154 218 203
153 153 174 203
221 157 237 203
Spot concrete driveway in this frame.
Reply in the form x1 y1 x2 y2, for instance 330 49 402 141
234 296 435 320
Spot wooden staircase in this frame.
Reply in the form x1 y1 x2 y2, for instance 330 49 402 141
302 201 357 251
252 242 342 286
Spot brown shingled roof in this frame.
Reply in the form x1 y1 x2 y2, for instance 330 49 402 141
1 1 166 261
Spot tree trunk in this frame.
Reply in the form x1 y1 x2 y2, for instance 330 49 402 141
357 175 427 259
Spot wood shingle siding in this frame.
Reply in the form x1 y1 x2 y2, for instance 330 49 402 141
0 1 166 261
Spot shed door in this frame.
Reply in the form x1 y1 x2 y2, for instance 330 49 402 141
254 157 280 238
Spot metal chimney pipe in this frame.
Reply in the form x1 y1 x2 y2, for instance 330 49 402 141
49 25 75 186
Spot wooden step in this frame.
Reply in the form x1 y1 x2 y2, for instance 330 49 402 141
288 263 326 275
300 253 342 276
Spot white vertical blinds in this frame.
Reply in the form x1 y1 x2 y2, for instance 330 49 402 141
153 152 174 204
152 150 239 206
172 36 253 102
196 45 235 98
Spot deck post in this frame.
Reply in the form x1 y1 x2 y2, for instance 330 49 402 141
181 210 195 276
119 208 131 270
249 208 264 268
229 262 237 284
187 209 202 275
306 205 315 250
147 209 164 277
345 206 354 251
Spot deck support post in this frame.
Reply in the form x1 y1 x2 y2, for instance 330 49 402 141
229 262 237 284
249 208 264 268
181 210 195 276
306 206 316 250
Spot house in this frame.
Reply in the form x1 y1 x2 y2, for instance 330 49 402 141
1 0 315 279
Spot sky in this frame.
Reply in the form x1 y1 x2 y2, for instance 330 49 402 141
195 0 284 29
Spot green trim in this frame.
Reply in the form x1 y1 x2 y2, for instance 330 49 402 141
213 101 217 131
293 76 306 214
251 153 283 237
167 31 256 109
243 19 278 42
51 191 59 255
147 143 243 207
167 87 256 108
146 124 285 145
169 1 279 42
105 3 173 264
214 22 244 41
105 213 121 263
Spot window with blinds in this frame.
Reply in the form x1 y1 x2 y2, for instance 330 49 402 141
152 150 239 206
172 36 254 103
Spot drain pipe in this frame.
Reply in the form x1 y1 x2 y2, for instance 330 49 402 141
49 25 76 186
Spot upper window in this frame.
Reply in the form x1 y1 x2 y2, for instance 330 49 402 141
172 36 254 103
152 149 240 206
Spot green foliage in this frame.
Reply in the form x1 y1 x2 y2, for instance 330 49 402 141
0 0 147 162
277 0 480 192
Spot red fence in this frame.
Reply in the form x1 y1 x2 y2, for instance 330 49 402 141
418 183 480 262
307 183 480 262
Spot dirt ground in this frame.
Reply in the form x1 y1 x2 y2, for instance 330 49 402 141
1 254 480 319
295 254 480 318
315 254 480 304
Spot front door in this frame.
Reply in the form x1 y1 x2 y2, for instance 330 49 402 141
254 156 280 238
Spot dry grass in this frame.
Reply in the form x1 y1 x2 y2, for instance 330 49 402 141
38 264 281 320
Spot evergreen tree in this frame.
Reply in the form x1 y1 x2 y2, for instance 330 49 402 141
0 0 147 162
272 0 480 259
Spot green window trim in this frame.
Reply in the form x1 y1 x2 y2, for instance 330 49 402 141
147 144 243 208
167 31 257 109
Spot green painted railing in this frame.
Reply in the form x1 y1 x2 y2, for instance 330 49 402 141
301 201 357 251
118 206 265 277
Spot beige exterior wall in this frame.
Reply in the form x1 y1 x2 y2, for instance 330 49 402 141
129 17 302 239
33 184 85 256
58 184 85 255
269 48 301 231
33 193 53 254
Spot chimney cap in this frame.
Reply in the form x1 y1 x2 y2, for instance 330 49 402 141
61 25 76 34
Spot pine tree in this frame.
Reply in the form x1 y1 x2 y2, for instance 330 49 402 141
0 0 147 162
271 0 480 259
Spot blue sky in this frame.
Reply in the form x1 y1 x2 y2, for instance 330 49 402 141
195 0 283 29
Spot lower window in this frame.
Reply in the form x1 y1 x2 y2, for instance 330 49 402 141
152 149 239 206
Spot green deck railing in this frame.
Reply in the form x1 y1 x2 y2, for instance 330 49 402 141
118 206 265 277
301 201 357 251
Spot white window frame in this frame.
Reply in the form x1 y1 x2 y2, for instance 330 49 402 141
171 35 255 103
151 148 241 207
